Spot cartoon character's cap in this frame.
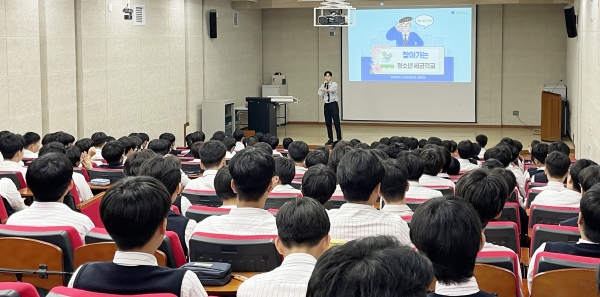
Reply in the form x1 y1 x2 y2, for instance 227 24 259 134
399 17 413 23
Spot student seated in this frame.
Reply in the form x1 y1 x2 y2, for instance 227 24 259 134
306 236 433 297
476 134 488 159
214 166 238 208
118 137 136 159
98 141 125 168
272 158 302 194
222 136 236 159
184 140 226 191
527 183 600 292
397 153 443 199
238 198 331 297
183 131 205 157
526 143 549 182
139 157 197 255
268 136 282 157
246 136 259 147
193 148 278 235
0 134 28 214
22 132 40 158
410 196 493 297
560 165 600 227
530 151 580 208
418 148 455 189
288 141 310 175
75 138 97 160
91 132 107 161
65 146 94 202
148 139 172 156
447 158 461 175
328 149 411 244
7 153 94 241
159 133 181 155
233 129 245 151
282 137 293 150
68 176 207 297
328 144 352 196
0 133 27 176
548 141 571 156
123 150 156 177
485 145 526 196
380 159 412 216
211 131 226 142
304 149 328 168
457 140 479 171
189 141 204 163
301 164 336 205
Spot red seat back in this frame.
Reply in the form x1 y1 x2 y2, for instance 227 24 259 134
170 205 180 214
494 202 521 233
0 196 8 224
49 286 177 297
164 231 187 267
79 194 104 228
0 282 39 297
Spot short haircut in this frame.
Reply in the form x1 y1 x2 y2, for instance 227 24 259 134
410 196 482 285
75 138 94 153
531 143 549 164
337 149 385 202
306 236 433 297
282 137 293 149
530 140 541 148
246 136 258 147
457 140 474 159
455 169 509 227
397 152 425 180
354 143 370 150
200 140 227 168
91 132 107 147
350 138 362 146
106 136 116 142
123 150 156 177
476 134 488 147
277 198 330 248
211 131 226 142
482 158 504 170
46 132 75 146
229 148 275 202
301 164 336 204
500 137 514 147
447 157 460 175
233 130 245 142
473 143 482 157
138 156 182 196
579 165 600 192
305 150 329 168
65 146 82 167
159 133 176 145
418 139 428 148
386 143 407 159
513 140 523 152
484 146 511 167
570 159 598 192
130 136 142 150
428 137 443 146
328 144 352 174
118 136 136 154
324 70 332 76
379 137 390 146
0 133 25 159
439 147 452 173
254 132 264 142
266 136 279 150
288 141 309 162
254 142 274 156
580 183 600 243
275 157 295 185
222 136 236 151
190 141 204 159
100 176 171 250
421 148 444 176
23 132 40 147
214 166 236 200
371 148 388 161
185 132 205 148
548 141 570 156
148 139 171 155
38 142 66 156
138 133 150 143
380 159 408 202
545 151 571 178
490 168 517 199
102 141 125 164
26 153 73 202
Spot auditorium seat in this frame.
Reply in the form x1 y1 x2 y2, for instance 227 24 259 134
323 195 346 210
531 268 597 297
170 205 180 214
494 202 521 233
404 198 428 211
87 168 124 184
180 162 201 175
0 172 26 189
0 197 8 224
189 232 282 272
78 193 105 228
473 264 517 297
525 189 543 209
290 179 302 190
529 224 580 257
74 242 167 268
475 251 520 297
264 193 300 209
181 190 221 207
0 282 39 297
48 287 179 297
73 167 91 182
185 206 230 222
528 205 580 229
483 221 520 256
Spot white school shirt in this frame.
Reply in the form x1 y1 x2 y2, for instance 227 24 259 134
530 182 581 208
434 277 481 296
0 161 27 179
318 82 339 103
294 166 307 176
508 165 527 197
193 207 277 235
481 242 524 297
93 149 103 161
380 204 413 216
272 150 282 157
73 172 94 202
270 184 302 195
458 158 479 172
405 181 444 199
184 169 218 191
235 142 245 152
327 203 411 244
0 178 26 211
68 251 208 297
180 169 190 187
7 201 94 242
22 149 38 159
418 174 455 189
183 220 197 251
237 253 316 297
225 151 236 159
478 147 487 159
180 196 192 216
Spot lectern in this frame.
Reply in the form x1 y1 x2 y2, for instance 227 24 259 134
541 91 562 142
246 96 299 137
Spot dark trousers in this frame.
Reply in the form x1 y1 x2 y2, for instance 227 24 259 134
324 101 342 140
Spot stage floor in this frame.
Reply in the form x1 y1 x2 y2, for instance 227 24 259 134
276 123 574 151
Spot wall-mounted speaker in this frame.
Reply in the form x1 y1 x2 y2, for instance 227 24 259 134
209 10 217 39
564 6 577 38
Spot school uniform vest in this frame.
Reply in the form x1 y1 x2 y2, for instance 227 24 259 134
532 171 548 183
545 242 600 258
173 195 183 215
167 210 190 256
528 167 541 177
72 262 186 296
428 291 496 297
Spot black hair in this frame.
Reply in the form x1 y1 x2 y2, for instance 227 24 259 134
246 136 259 147
457 140 474 159
548 141 570 156
481 158 504 170
455 169 509 227
354 143 370 150
118 136 136 155
513 140 523 152
185 132 205 148
447 158 460 175
328 144 352 174
254 132 264 143
254 142 274 156
545 151 571 179
91 132 108 147
159 133 176 146
579 165 600 192
123 150 156 177
282 137 293 149
441 140 453 152
305 150 329 168
102 141 125 164
215 166 236 201
530 140 541 148
386 143 407 159
379 137 390 146
439 147 452 173
302 164 336 205
428 137 443 146
190 141 204 159
38 142 66 156
75 138 94 153
288 141 309 162
484 146 511 167
222 136 236 151
370 141 380 149
148 139 171 156
138 133 150 144
472 143 482 158
46 132 75 146
380 159 408 202
130 136 142 150
476 134 488 148
267 136 279 150
418 139 427 148
0 133 25 159
580 184 600 243
229 148 275 202
199 140 227 168
531 143 549 164
101 176 171 250
233 130 245 142
306 236 433 297
26 153 73 202
500 137 514 147
324 71 333 77
337 149 385 202
371 148 389 161
138 156 182 196
211 131 227 142
397 152 425 180
410 196 482 285
275 157 295 185
277 198 330 248
106 136 116 142
65 146 82 167
490 168 517 200
421 148 444 176
570 159 598 192
42 132 55 146
23 132 40 147
350 138 362 146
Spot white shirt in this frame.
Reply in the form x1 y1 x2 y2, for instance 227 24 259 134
318 81 339 103
7 201 94 242
380 204 413 216
184 169 218 191
22 149 38 159
190 159 201 163
225 151 236 159
238 253 316 297
183 220 197 251
478 147 487 159
482 242 524 297
73 172 93 202
508 165 527 197
418 174 455 189
525 167 545 181
333 184 343 197
458 158 479 172
327 203 411 244
235 142 245 152
180 196 192 216
68 251 207 297
180 169 190 187
405 181 444 199
434 277 481 296
294 166 307 176
272 150 282 157
93 148 103 161
193 207 277 235
530 182 581 208
0 178 26 211
271 184 302 195
0 161 27 180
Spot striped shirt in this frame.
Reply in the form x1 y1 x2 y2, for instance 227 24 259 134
184 220 197 250
406 181 444 199
73 172 93 202
419 174 455 189
530 182 581 208
237 253 316 297
180 169 190 187
0 178 26 211
271 184 302 195
193 207 277 235
68 251 208 297
380 204 413 216
180 196 192 216
458 158 479 172
6 201 94 241
0 161 27 179
508 165 526 197
295 166 307 176
328 203 411 244
184 169 218 191
434 277 481 296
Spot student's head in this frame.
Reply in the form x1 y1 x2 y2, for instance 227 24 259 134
91 132 108 148
26 153 73 202
138 156 182 199
23 132 41 153
302 164 336 205
386 143 407 159
275 157 295 185
233 130 245 142
337 149 385 203
282 137 293 149
190 141 204 159
427 136 442 146
529 140 541 152
447 157 460 175
324 70 332 83
211 131 226 142
102 141 125 164
328 144 352 174
306 235 434 297
354 143 370 150
513 140 523 152
421 148 444 176
65 146 82 167
418 139 428 148
531 143 549 165
500 137 514 147
185 132 205 148
118 136 136 156
254 132 264 143
215 166 237 201
484 146 511 167
222 136 236 152
379 137 390 146
229 148 276 202
266 136 279 150
457 140 474 159
569 159 598 192
578 165 600 193
548 141 570 156
288 141 309 163
579 183 600 243
148 139 171 155
106 136 116 142
371 148 388 161
138 132 150 145
276 198 330 257
410 196 483 285
544 151 571 180
476 134 488 148
397 152 425 180
159 133 176 148
47 132 75 147
130 136 142 151
455 169 509 227
439 147 452 173
472 143 482 158
123 150 156 177
74 138 94 154
379 159 408 203
350 138 362 146
246 136 259 147
305 149 329 168
38 142 66 156
254 142 274 156
100 176 171 251
490 168 517 200
0 133 25 160
199 140 227 170
482 158 504 170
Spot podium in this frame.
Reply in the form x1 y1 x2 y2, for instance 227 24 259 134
246 96 299 137
541 91 562 142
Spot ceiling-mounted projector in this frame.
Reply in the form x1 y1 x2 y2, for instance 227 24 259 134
314 0 356 27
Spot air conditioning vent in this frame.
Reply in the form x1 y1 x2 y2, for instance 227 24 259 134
135 5 146 26
233 11 240 27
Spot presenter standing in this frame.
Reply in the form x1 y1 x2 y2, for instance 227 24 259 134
318 71 342 145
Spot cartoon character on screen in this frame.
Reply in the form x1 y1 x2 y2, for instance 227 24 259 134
386 16 424 47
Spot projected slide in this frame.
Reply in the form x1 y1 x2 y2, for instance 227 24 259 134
348 7 473 82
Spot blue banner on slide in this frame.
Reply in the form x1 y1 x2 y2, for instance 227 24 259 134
360 56 454 82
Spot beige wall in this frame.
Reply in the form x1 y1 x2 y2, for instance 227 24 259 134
263 4 567 125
